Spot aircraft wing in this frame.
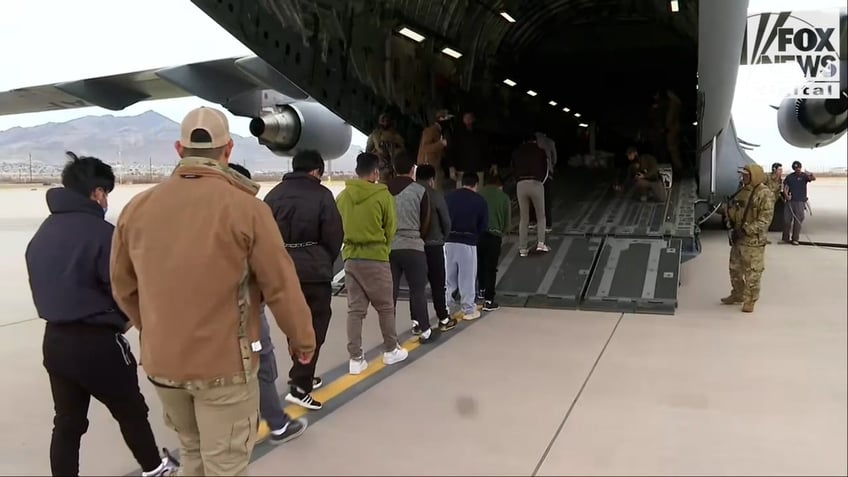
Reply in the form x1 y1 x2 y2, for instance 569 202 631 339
0 55 309 117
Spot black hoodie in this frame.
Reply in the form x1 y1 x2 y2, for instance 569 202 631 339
25 187 128 331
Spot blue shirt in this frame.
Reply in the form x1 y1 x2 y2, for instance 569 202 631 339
445 188 488 246
783 172 813 202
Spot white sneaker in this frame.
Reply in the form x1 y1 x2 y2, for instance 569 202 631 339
463 309 481 321
519 248 529 257
349 356 368 375
382 346 409 365
536 243 551 253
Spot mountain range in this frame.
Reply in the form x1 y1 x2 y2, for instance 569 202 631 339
0 110 362 173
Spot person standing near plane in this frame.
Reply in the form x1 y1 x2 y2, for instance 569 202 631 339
477 173 511 311
512 134 551 257
529 130 557 233
415 164 457 331
782 160 816 245
228 163 308 444
722 164 774 313
336 153 408 375
263 150 343 410
386 152 442 342
449 111 489 188
366 112 405 184
25 152 178 477
110 107 316 476
417 109 452 189
444 172 488 320
765 162 785 233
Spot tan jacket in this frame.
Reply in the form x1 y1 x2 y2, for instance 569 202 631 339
366 128 405 160
417 124 446 170
110 157 316 389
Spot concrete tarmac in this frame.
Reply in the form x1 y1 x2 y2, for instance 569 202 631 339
0 178 844 476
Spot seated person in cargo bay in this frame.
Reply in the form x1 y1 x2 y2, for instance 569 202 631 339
614 146 667 202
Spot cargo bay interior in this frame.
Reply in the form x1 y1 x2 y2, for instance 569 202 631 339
192 0 705 314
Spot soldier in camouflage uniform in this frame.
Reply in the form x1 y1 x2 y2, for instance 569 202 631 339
721 163 775 313
764 162 785 234
366 113 405 184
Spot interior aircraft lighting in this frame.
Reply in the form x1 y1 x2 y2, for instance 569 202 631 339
503 79 517 87
397 27 426 43
500 11 516 23
670 0 679 13
562 107 571 112
527 90 537 96
574 112 581 117
548 100 558 106
441 47 463 59
578 123 589 128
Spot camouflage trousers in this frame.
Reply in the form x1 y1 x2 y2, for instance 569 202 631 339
729 244 766 303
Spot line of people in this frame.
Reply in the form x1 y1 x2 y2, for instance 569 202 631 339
23 106 534 477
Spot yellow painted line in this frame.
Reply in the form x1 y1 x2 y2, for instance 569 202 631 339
255 305 485 442
256 334 425 442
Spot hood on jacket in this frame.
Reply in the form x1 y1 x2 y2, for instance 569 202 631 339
45 187 104 218
282 171 320 184
743 164 766 188
343 179 389 205
387 176 414 195
172 156 261 196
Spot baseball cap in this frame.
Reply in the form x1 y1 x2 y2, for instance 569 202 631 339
435 109 454 120
179 107 232 149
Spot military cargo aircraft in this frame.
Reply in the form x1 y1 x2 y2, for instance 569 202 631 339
0 0 845 314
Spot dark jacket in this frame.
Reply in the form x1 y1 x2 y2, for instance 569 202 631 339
264 172 344 283
417 180 451 246
449 127 490 172
25 187 128 332
511 142 548 182
445 188 489 246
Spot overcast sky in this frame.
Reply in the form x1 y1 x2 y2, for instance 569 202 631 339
0 0 844 170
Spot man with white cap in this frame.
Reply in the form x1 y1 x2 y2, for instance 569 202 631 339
110 106 316 476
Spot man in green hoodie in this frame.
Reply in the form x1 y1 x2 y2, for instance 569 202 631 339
477 173 511 311
336 153 408 375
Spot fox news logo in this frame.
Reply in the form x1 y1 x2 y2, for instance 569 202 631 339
741 10 841 98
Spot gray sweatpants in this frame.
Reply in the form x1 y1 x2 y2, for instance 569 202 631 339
517 179 546 248
783 201 806 242
344 259 400 358
445 242 477 315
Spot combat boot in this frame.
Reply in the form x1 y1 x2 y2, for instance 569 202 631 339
720 295 743 305
741 302 755 313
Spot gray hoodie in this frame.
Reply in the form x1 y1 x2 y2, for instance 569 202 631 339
417 180 451 246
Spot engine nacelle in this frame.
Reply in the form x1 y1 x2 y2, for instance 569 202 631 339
777 59 848 149
249 102 352 160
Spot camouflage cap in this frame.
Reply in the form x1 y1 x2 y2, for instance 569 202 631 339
180 107 232 149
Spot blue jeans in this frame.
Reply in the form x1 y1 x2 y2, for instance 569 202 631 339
445 242 478 314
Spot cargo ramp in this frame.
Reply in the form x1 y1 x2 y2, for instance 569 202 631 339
332 171 697 315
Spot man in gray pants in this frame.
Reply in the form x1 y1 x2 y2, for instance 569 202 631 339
511 135 551 256
782 160 816 245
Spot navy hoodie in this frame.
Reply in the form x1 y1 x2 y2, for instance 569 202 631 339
25 187 128 331
445 187 488 246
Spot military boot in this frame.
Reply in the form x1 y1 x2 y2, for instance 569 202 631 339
741 302 755 313
720 295 743 305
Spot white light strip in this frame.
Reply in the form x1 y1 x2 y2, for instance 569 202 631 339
562 107 570 112
503 78 517 87
441 47 463 59
578 123 589 128
548 100 558 106
670 0 679 12
692 121 698 126
397 27 425 43
526 90 537 96
500 11 516 23
574 112 581 117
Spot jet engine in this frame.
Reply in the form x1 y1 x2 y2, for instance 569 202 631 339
249 102 352 160
777 61 848 149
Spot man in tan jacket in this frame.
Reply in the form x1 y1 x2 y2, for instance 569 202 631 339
416 109 452 190
110 107 316 476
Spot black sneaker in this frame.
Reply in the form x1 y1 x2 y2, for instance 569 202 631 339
268 417 308 445
411 321 422 335
418 328 440 344
438 318 458 331
482 301 500 311
285 389 323 410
